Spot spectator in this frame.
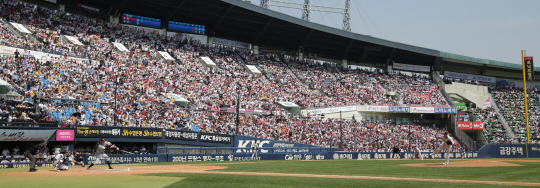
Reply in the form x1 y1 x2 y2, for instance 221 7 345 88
1 148 8 156
0 156 8 163
13 146 19 155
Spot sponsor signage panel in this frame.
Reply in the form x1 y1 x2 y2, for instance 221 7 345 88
306 106 357 115
472 121 484 130
434 107 457 114
75 126 121 138
120 127 163 139
367 106 389 112
245 65 261 74
457 121 472 130
0 129 56 141
164 130 198 141
56 130 74 141
388 106 410 113
199 133 232 144
211 37 251 49
524 57 535 81
410 107 434 113
393 62 430 72
444 71 496 83
158 51 175 60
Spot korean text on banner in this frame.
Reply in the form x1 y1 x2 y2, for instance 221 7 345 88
56 130 74 141
524 57 535 81
444 71 496 83
0 129 56 141
457 121 472 130
367 106 389 112
410 107 434 113
472 121 484 130
393 62 430 72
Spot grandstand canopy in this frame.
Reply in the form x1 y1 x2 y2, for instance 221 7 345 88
58 0 540 80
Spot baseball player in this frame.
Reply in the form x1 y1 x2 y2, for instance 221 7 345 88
411 145 423 160
429 132 454 165
251 139 258 160
53 152 72 171
87 139 116 170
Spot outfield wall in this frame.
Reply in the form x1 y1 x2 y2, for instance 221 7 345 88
80 151 479 165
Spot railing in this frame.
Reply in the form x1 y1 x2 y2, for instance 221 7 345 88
158 147 331 155
0 121 59 127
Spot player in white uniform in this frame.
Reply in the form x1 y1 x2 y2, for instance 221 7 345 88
87 139 116 170
53 152 71 171
429 132 454 165
411 145 423 160
251 139 258 160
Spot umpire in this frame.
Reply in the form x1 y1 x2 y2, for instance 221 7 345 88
24 140 46 172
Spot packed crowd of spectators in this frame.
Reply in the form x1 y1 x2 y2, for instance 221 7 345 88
0 0 465 151
492 86 540 144
472 107 511 144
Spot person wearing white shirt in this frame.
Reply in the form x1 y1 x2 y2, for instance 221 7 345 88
1 148 9 156
251 139 259 161
429 132 454 165
13 146 20 155
0 156 9 163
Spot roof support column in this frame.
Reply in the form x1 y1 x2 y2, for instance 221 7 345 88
434 57 442 72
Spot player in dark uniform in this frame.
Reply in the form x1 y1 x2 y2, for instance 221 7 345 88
391 146 401 159
24 140 46 172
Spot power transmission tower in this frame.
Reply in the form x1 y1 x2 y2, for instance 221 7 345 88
301 0 310 21
342 0 351 32
260 0 270 9
263 0 351 32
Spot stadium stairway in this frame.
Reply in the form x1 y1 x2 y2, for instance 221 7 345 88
490 93 517 143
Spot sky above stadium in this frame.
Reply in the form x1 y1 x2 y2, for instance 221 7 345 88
248 0 540 65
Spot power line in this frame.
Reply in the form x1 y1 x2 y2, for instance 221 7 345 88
352 0 371 36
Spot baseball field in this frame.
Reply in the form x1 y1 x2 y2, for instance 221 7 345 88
2 158 540 187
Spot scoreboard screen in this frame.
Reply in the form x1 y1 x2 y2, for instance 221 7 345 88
122 13 161 29
168 21 205 35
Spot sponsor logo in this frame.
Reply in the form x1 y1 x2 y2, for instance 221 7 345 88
77 4 100 12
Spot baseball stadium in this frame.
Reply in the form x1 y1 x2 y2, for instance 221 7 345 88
0 0 539 187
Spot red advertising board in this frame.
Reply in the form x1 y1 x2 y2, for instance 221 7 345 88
472 121 484 130
457 121 472 130
458 121 484 130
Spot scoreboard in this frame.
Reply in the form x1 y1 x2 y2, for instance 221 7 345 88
122 13 161 29
168 21 205 35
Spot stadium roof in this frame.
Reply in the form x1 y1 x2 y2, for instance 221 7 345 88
61 0 539 79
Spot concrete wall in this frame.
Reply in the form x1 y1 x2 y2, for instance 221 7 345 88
445 83 490 106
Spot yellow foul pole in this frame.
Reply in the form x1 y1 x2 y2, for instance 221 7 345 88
521 50 530 144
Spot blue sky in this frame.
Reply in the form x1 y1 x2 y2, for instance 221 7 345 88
248 0 540 65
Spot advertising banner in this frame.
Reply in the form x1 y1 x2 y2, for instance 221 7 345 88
120 127 163 139
75 126 121 138
444 71 496 83
366 106 389 112
164 130 198 141
434 107 457 114
388 106 410 113
56 130 74 141
211 37 251 49
0 129 56 141
199 133 232 144
85 155 167 165
524 57 535 81
410 107 434 113
457 121 472 130
472 121 484 130
306 106 357 115
393 62 430 72
234 135 317 154
0 162 54 169
65 1 106 15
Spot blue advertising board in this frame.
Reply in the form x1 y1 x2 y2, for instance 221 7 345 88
477 144 540 158
388 106 410 113
434 107 457 114
0 162 53 169
84 154 168 165
234 135 323 154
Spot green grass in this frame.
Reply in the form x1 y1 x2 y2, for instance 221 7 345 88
208 160 540 183
1 159 539 188
149 173 523 188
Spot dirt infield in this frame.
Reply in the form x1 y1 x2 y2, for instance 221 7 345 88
3 160 540 186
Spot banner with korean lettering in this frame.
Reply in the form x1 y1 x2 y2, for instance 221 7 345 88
472 121 484 130
121 127 163 139
457 121 472 130
76 126 121 138
84 154 167 165
164 130 198 141
524 57 535 81
199 133 232 144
